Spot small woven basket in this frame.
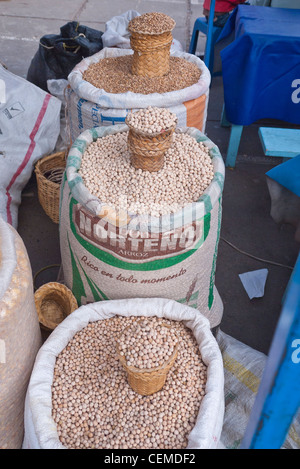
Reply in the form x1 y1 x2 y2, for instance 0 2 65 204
35 151 66 224
126 117 176 172
128 14 176 78
116 323 179 396
34 282 78 331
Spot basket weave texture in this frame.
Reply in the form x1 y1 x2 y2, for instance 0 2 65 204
116 323 179 396
126 117 176 172
128 12 175 78
130 30 173 78
35 151 66 224
34 282 78 331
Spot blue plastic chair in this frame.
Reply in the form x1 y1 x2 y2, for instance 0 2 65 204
188 0 222 77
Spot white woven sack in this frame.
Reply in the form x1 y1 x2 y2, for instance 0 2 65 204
59 125 225 329
22 297 225 450
66 47 210 143
217 331 300 450
0 216 41 449
101 10 184 52
0 65 61 228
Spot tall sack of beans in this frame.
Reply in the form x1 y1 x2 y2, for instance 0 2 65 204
59 123 225 329
0 216 42 449
66 47 210 143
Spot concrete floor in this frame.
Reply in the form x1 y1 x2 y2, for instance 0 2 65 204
1 0 300 355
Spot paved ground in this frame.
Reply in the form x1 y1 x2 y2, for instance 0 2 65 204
0 0 206 77
1 0 300 354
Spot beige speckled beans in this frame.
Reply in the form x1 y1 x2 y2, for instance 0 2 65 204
52 315 207 450
78 123 214 218
117 318 179 369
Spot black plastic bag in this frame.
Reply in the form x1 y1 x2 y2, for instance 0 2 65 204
27 22 103 92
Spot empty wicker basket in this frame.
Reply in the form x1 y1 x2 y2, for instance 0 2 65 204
116 323 179 396
35 151 66 224
128 13 176 78
34 282 78 331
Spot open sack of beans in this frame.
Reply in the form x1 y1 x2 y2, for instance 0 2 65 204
0 216 42 449
59 113 225 329
66 48 211 142
22 298 225 449
66 45 210 143
66 13 210 143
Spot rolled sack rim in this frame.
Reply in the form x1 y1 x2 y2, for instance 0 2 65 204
67 48 211 109
64 125 225 233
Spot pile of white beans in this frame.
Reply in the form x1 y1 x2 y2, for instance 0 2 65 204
79 128 214 217
117 318 179 369
126 106 177 134
52 315 207 449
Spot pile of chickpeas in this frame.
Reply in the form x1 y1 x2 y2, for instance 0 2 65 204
52 315 207 449
126 106 177 134
117 318 179 369
79 108 214 217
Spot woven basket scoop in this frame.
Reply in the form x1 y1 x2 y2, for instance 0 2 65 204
116 322 179 396
128 12 176 78
125 112 177 172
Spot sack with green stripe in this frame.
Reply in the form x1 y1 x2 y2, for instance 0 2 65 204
59 125 225 329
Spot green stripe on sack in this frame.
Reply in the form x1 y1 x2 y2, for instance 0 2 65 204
214 172 225 192
68 175 83 190
71 138 88 153
67 233 86 305
75 252 109 301
200 194 213 213
59 171 67 223
90 127 100 141
90 278 110 301
208 197 222 309
67 155 82 169
188 291 199 302
69 197 211 271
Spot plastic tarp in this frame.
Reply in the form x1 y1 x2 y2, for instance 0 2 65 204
218 5 300 125
266 154 300 198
